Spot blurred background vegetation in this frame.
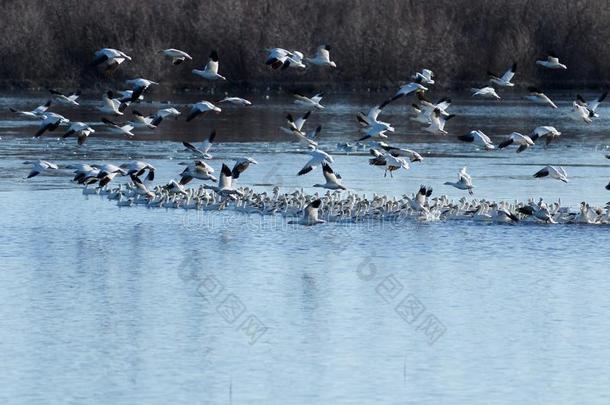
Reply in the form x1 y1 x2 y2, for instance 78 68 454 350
1 0 608 90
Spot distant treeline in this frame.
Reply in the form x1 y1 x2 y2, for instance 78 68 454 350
1 0 610 90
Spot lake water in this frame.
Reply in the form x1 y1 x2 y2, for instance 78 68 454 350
1 91 610 404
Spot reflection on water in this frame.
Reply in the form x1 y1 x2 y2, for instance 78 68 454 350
1 93 610 404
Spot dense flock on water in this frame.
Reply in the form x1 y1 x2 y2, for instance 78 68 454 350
12 45 610 225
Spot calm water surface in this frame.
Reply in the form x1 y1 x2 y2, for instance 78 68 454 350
1 92 610 404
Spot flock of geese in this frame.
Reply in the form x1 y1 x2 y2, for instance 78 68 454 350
11 46 610 225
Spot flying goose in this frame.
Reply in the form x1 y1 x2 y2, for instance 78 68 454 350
536 52 567 70
488 63 516 87
63 122 95 145
424 108 454 135
218 97 252 106
368 149 409 177
394 79 428 98
306 45 336 67
120 161 156 181
411 69 435 84
572 100 594 123
409 185 433 212
457 130 495 150
101 117 135 137
313 163 347 190
186 101 221 121
471 86 501 99
91 48 131 74
151 107 181 126
97 91 128 116
281 111 319 147
498 132 535 153
125 78 158 102
23 160 58 178
182 130 216 159
356 98 395 141
533 166 568 183
525 87 558 108
179 160 217 185
576 92 607 118
373 141 424 162
130 110 157 129
293 92 325 109
129 174 155 199
192 50 226 80
297 148 334 175
49 89 81 106
444 167 474 194
204 163 243 197
35 113 69 137
159 48 192 65
529 126 561 146
9 100 51 118
288 199 325 225
231 157 258 180
265 48 306 69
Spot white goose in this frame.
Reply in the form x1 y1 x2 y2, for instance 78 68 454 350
49 89 80 106
471 86 500 99
576 92 607 118
357 98 395 141
444 167 474 195
368 149 409 177
457 130 495 150
394 80 428 98
525 87 558 109
572 100 593 123
130 110 157 129
297 148 334 176
192 50 226 80
10 100 51 118
101 118 135 137
186 101 221 121
160 48 192 65
125 78 158 102
98 91 127 116
218 97 252 106
533 166 568 183
411 69 435 84
498 132 535 153
151 107 181 126
92 48 131 74
488 63 516 87
529 126 561 146
204 163 243 197
35 113 69 137
313 163 347 190
281 111 319 147
24 160 58 178
182 130 216 159
424 108 454 135
536 52 567 69
265 48 306 69
306 45 336 68
288 199 325 225
294 92 324 109
63 122 95 145
179 160 217 184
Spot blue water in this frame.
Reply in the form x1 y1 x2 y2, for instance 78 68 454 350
1 93 610 404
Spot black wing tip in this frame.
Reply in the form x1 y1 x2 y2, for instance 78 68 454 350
221 163 232 177
511 62 517 72
209 50 219 61
302 110 311 120
208 130 216 142
310 199 322 208
527 86 541 93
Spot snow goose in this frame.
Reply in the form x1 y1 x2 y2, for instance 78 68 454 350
231 157 258 179
525 87 558 108
159 48 192 65
306 45 336 68
411 69 435 84
492 204 519 223
356 98 395 141
101 117 135 137
218 97 252 106
10 100 52 118
293 92 325 109
92 48 131 74
394 79 428 98
498 132 535 153
129 174 155 199
164 179 188 195
424 108 454 135
186 101 221 121
572 100 593 123
374 141 424 162
63 122 95 145
471 86 500 99
130 110 157 129
409 185 433 212
204 163 243 197
288 199 325 225
536 52 567 69
313 163 346 190
488 63 516 87
23 160 58 178
182 130 216 159
444 167 474 195
576 92 607 118
297 148 334 175
368 149 409 177
179 160 217 185
281 111 319 147
49 89 80 106
120 161 156 181
533 166 568 183
35 113 69 137
151 107 181 126
98 91 128 116
529 126 561 146
192 50 226 80
457 130 495 150
265 48 306 69
125 78 158 102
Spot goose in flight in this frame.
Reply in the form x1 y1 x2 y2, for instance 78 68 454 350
498 132 535 153
204 163 243 197
218 97 252 106
424 108 454 135
35 113 69 137
373 141 424 162
297 148 334 175
182 130 216 159
572 100 594 123
49 89 81 106
281 111 320 147
9 100 51 118
117 89 143 103
525 87 558 108
293 92 325 109
529 126 561 146
265 48 306 69
457 130 495 150
488 63 516 87
306 45 336 68
313 163 347 190
533 166 568 183
63 122 95 145
192 50 226 80
179 160 217 185
98 91 128 116
125 78 158 102
101 117 135 137
394 79 428 98
444 167 474 195
288 199 325 225
129 174 155 199
120 161 156 181
357 98 395 141
408 185 433 212
471 86 501 99
186 101 221 121
369 149 409 177
231 157 258 179
151 107 181 126
411 69 435 84
24 160 58 178
536 52 567 69
130 110 157 129
576 92 607 118
159 48 192 65
92 48 131 74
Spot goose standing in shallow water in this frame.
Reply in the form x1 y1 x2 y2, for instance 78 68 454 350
444 167 474 195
